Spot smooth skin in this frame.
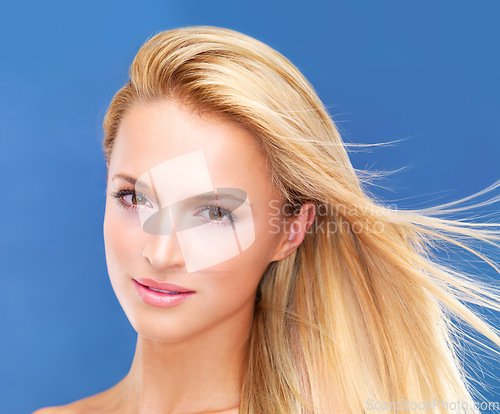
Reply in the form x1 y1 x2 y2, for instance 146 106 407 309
34 100 315 414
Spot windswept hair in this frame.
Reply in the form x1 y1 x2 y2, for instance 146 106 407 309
103 26 500 413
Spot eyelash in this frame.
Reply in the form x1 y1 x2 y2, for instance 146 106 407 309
193 204 236 227
109 188 236 227
110 189 150 211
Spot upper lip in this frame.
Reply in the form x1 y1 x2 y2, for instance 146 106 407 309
134 278 195 293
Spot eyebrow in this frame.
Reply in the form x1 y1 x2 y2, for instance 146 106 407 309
112 173 136 185
186 192 246 204
112 173 149 188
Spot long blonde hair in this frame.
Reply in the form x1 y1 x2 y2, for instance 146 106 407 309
103 26 500 413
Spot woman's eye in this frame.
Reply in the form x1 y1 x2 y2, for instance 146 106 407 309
209 206 224 221
114 191 153 209
195 205 233 224
124 193 150 206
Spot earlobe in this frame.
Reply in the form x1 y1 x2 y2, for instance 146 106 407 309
272 202 316 261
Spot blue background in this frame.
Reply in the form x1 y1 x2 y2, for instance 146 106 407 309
1 1 499 413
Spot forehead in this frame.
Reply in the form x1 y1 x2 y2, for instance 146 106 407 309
109 100 268 189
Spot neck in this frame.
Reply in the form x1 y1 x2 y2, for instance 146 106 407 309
119 308 253 414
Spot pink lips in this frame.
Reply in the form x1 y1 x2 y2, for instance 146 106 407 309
133 278 196 308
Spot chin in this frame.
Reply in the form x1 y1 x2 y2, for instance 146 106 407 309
131 316 187 343
125 305 204 343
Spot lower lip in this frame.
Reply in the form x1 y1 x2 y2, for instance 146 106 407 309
133 280 195 308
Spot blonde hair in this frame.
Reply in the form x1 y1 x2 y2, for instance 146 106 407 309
103 26 500 413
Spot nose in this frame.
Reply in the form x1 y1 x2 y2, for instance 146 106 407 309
142 233 185 271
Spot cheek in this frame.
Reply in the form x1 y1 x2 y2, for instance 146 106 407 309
212 218 282 290
251 212 284 261
103 201 137 273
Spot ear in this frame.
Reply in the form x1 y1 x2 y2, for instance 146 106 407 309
270 202 316 262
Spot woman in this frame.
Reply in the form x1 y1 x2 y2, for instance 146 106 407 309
35 26 500 413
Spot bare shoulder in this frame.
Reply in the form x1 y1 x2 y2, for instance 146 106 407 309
32 408 59 414
32 404 77 414
32 388 117 414
31 378 132 414
32 400 86 414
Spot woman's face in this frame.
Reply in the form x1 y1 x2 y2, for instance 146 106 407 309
103 100 288 342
